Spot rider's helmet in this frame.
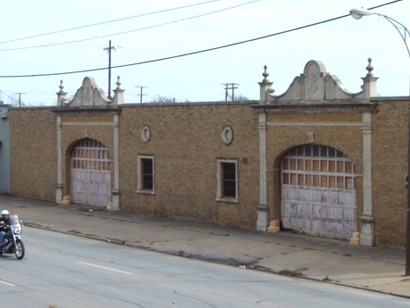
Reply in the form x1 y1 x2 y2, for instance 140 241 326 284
1 210 9 218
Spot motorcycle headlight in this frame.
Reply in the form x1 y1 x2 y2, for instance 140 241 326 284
12 225 21 235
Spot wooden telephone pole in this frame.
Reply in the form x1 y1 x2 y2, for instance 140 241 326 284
103 40 116 99
135 86 148 103
222 83 239 101
15 92 25 107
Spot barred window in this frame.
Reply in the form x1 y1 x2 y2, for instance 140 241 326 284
217 159 238 202
137 155 155 193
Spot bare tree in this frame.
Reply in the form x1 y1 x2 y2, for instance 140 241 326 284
234 94 252 102
149 95 176 103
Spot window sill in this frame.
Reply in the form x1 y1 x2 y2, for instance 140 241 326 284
137 190 155 195
217 197 239 203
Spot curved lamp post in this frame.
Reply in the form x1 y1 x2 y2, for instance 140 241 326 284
350 8 410 57
350 7 410 276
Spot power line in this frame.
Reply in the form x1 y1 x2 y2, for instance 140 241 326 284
0 0 402 79
0 15 350 78
0 0 221 46
0 0 261 52
0 90 14 100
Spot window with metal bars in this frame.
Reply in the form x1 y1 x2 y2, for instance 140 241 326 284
217 159 238 201
137 155 155 193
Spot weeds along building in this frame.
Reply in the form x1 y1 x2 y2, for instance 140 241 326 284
5 59 409 248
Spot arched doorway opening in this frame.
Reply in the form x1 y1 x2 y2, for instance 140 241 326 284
280 144 357 240
70 138 111 207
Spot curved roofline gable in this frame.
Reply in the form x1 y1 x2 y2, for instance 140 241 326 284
276 60 362 102
69 77 111 107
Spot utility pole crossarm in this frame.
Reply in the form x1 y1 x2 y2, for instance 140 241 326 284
222 83 239 101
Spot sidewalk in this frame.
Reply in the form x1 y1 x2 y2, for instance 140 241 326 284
1 194 410 298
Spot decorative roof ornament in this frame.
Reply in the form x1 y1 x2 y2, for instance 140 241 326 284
262 65 270 82
361 57 378 97
70 76 111 106
113 75 125 104
115 76 122 90
366 58 374 78
259 65 275 104
59 80 64 92
57 80 69 105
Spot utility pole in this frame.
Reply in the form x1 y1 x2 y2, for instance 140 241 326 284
103 40 116 99
15 92 25 107
221 83 239 101
135 86 148 103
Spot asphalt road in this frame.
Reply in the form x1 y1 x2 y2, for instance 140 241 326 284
0 227 408 308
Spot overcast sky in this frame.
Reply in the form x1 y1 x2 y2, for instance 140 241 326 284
0 0 409 106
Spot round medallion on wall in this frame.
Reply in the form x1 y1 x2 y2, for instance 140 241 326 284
141 125 151 143
221 125 233 145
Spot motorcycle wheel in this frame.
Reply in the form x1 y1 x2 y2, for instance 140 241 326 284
14 239 25 260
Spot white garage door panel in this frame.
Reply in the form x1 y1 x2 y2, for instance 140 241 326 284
281 186 356 239
281 145 357 240
70 139 111 207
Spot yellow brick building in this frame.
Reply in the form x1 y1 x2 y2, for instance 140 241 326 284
7 60 409 248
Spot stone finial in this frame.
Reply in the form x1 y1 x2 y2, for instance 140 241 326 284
259 65 275 104
361 58 378 97
113 75 125 104
366 58 374 78
115 76 122 90
262 65 270 82
59 80 64 92
57 80 68 106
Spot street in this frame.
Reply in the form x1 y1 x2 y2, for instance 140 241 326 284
0 227 408 308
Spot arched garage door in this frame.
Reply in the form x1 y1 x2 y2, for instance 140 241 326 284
281 144 357 240
70 138 111 207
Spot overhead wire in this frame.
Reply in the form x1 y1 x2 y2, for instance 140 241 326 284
0 0 402 78
0 0 221 45
0 0 262 52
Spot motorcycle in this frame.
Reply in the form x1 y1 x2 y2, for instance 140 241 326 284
0 215 25 260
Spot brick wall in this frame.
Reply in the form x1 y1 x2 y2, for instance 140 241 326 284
264 111 365 240
8 107 56 200
372 99 408 247
7 99 409 247
119 103 259 228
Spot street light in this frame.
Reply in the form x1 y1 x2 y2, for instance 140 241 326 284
349 8 410 57
350 7 410 276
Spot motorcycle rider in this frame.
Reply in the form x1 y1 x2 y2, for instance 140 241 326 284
0 210 12 247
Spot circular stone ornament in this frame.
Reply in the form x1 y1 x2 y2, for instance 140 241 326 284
221 125 233 145
141 125 151 143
